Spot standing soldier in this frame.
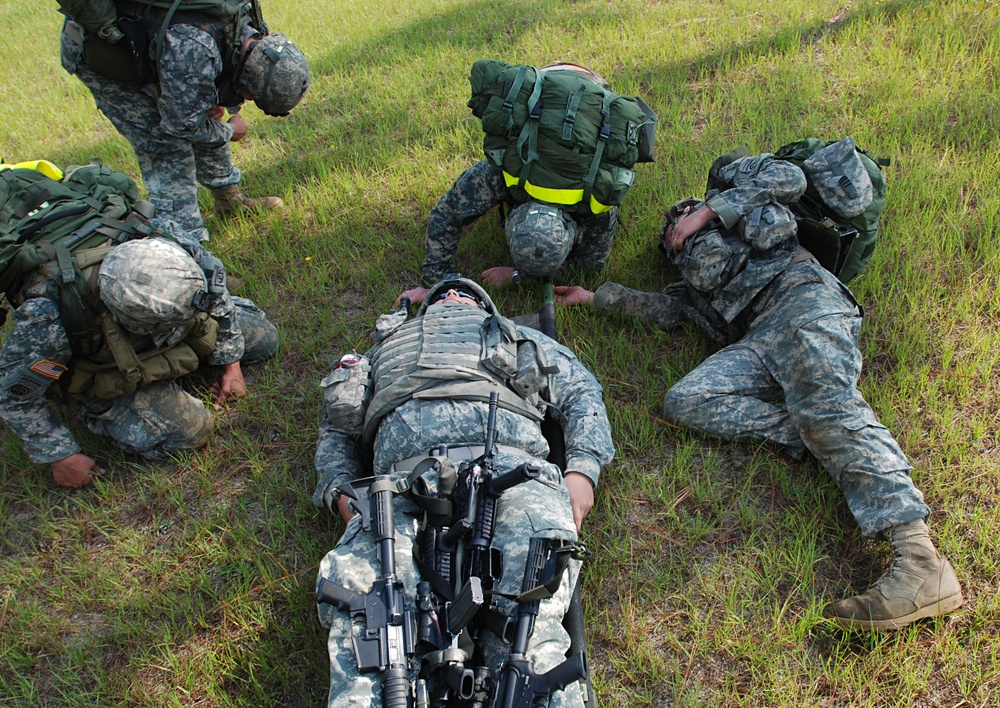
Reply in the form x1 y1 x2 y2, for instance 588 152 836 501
57 0 310 247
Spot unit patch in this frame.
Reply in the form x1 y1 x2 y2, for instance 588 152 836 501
5 377 44 399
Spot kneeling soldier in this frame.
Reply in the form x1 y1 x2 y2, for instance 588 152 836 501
0 236 278 487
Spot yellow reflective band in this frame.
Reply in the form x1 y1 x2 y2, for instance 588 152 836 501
0 159 64 181
501 171 613 214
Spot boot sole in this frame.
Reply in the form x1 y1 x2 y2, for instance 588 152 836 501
828 591 965 631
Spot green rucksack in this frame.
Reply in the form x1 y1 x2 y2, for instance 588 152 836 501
0 159 158 353
468 60 657 216
773 138 890 283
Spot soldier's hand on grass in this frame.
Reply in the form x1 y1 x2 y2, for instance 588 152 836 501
564 471 595 532
51 453 101 488
228 113 248 142
211 361 247 404
207 105 225 121
396 287 430 307
480 266 515 288
553 285 595 307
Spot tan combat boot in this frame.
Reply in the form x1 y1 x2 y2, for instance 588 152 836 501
210 185 283 217
825 519 963 630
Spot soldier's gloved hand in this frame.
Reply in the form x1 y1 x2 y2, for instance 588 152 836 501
211 361 247 404
564 471 595 532
395 287 429 307
553 285 595 307
51 453 101 488
228 113 249 142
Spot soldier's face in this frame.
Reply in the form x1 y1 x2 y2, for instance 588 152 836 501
430 289 480 307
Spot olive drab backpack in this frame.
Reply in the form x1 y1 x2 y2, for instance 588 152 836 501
468 60 657 216
0 158 158 354
774 138 890 283
707 139 889 284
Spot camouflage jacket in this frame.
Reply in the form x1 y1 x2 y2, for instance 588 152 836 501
0 246 243 464
595 154 809 343
312 306 615 510
156 23 247 146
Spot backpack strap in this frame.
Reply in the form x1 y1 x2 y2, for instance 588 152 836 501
823 163 858 199
37 241 107 358
500 65 530 135
99 311 144 389
153 0 187 66
561 85 586 141
514 74 544 193
857 146 891 168
581 92 613 210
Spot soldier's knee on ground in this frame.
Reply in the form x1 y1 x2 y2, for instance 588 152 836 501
140 384 215 453
234 298 280 364
662 387 689 422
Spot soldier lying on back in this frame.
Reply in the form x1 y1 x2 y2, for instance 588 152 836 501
313 276 614 706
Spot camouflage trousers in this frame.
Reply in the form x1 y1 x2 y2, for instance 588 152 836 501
60 25 239 247
316 455 585 707
422 160 617 286
662 264 929 537
82 298 278 458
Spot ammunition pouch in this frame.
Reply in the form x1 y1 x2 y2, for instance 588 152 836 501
67 312 218 399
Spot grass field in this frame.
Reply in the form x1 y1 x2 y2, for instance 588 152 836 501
1 0 999 705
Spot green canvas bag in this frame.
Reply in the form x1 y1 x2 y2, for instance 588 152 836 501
0 159 156 352
468 60 656 216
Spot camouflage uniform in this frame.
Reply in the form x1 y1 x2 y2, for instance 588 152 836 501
59 17 252 247
421 161 617 286
313 300 614 706
0 241 278 464
593 154 928 538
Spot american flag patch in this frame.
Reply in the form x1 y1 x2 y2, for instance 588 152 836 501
30 359 67 379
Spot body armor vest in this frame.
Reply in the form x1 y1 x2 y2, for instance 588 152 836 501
362 303 544 443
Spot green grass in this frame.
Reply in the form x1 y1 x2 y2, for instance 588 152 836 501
2 0 999 705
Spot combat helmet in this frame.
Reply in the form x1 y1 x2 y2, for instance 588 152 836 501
505 202 576 279
237 34 310 116
98 238 206 340
418 274 499 316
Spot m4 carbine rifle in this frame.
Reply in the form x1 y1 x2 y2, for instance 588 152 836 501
490 536 588 708
317 475 416 708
